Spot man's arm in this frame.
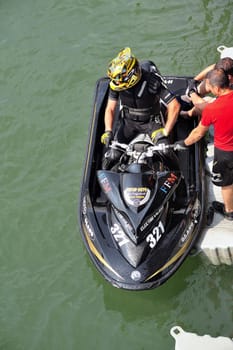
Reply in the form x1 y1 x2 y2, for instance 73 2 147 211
184 121 209 146
104 98 118 131
194 63 215 81
189 91 207 105
164 98 180 135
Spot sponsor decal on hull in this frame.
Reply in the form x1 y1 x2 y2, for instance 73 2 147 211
160 172 178 194
82 196 94 239
180 198 201 245
124 187 151 207
98 172 112 193
139 207 163 232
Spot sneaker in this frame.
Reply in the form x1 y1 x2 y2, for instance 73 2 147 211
212 201 233 221
206 206 214 226
225 212 233 221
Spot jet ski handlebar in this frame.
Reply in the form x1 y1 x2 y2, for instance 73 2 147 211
110 141 185 157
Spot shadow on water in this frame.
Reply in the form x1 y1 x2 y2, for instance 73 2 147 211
100 257 201 321
88 252 233 336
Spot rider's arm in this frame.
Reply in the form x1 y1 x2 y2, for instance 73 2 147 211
104 98 118 131
165 98 180 135
157 75 181 135
157 73 180 136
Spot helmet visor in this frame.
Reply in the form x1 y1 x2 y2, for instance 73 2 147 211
113 66 137 85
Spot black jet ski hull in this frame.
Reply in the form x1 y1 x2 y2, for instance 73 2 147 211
78 73 206 290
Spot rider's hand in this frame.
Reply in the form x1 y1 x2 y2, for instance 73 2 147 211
101 130 113 147
174 140 188 150
186 79 200 97
151 128 168 144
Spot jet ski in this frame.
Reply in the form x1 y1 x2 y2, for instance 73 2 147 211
78 62 206 290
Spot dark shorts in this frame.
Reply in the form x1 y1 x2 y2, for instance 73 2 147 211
212 147 233 186
112 115 180 170
115 117 162 144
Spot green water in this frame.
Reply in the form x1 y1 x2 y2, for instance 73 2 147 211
0 0 232 349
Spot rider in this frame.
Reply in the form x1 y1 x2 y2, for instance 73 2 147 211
100 48 180 168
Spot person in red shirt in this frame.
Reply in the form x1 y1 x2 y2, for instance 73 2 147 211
177 68 233 220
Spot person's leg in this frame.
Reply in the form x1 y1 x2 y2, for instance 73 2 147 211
212 148 233 220
102 119 137 170
115 118 137 143
221 184 233 213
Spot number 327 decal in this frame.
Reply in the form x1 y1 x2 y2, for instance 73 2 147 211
146 221 165 248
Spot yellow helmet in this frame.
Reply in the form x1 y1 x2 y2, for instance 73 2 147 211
107 47 141 91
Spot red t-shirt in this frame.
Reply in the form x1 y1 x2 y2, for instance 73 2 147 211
201 91 233 151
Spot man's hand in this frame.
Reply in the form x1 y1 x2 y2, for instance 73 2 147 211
186 79 200 97
101 130 113 147
151 128 168 144
174 140 188 151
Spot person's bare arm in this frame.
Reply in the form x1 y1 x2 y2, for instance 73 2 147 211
189 91 206 105
104 99 118 131
184 121 209 146
164 98 180 135
194 63 215 81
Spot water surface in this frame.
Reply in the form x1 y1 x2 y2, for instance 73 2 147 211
0 0 232 349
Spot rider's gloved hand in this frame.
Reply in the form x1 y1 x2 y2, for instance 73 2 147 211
151 128 168 144
101 130 113 147
186 79 200 97
174 140 188 151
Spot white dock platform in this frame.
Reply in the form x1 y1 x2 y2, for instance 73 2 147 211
170 326 233 350
197 142 233 265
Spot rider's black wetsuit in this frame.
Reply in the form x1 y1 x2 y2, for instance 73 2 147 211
103 62 180 171
109 62 176 143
